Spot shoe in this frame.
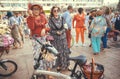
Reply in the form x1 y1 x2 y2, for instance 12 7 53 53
82 44 86 47
12 46 18 49
102 48 109 52
107 46 111 49
93 53 97 55
75 43 79 47
57 67 61 72
89 44 92 47
68 49 71 54
12 44 18 49
93 53 99 55
19 45 23 49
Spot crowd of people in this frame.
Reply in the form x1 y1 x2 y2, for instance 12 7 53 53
0 4 120 76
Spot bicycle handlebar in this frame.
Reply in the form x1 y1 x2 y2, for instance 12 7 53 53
32 35 43 46
33 70 72 79
32 34 59 56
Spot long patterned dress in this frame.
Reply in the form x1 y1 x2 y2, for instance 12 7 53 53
48 16 70 70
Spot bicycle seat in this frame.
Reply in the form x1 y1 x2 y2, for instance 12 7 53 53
69 55 87 66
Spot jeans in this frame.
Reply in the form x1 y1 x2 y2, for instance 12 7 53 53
102 27 111 48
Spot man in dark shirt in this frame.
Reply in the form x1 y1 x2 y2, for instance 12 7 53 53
113 13 120 41
89 9 96 27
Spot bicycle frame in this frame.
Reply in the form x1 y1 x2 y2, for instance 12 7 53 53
33 59 86 79
32 35 87 79
70 61 82 77
33 70 72 79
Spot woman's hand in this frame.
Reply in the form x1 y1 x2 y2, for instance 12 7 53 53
56 31 62 35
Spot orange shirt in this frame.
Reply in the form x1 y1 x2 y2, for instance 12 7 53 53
73 13 85 28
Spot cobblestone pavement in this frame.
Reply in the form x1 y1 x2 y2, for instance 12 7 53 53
0 35 120 79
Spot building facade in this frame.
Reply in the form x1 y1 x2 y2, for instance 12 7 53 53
0 0 103 11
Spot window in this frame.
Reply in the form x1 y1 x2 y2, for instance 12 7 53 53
47 4 50 6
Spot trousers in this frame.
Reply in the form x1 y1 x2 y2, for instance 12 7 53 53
91 37 101 53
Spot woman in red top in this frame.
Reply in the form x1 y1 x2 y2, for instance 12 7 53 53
73 8 86 46
27 4 47 37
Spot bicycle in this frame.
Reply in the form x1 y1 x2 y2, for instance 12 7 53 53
32 35 59 79
0 51 18 77
31 36 104 79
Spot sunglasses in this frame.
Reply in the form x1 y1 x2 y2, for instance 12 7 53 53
53 10 59 13
32 8 40 11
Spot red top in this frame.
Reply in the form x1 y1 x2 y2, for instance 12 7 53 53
27 14 47 37
73 13 85 28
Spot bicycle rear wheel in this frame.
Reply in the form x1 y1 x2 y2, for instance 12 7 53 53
37 75 46 79
0 60 17 77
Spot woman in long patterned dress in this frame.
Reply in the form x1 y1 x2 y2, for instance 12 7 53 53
89 9 107 55
48 6 70 71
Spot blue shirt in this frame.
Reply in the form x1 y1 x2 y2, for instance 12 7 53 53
90 16 107 37
62 11 72 29
8 16 18 27
14 16 22 26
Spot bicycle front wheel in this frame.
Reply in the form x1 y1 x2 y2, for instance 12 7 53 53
0 60 17 77
31 74 46 79
37 75 46 79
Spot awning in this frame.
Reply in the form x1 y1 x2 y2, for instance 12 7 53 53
0 7 27 11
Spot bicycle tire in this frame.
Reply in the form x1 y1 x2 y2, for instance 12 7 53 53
0 60 17 77
36 75 46 79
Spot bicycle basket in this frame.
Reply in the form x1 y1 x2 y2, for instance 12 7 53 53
42 48 57 62
82 58 104 79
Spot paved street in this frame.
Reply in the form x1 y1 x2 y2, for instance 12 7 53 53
0 34 120 79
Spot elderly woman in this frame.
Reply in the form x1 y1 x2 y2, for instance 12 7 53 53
27 4 47 37
48 6 70 71
89 9 107 55
27 4 48 70
6 11 22 48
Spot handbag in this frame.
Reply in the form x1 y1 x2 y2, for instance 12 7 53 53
88 19 96 38
88 33 92 38
88 25 95 38
82 58 104 79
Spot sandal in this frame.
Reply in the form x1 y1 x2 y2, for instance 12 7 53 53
18 45 23 49
12 46 18 49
